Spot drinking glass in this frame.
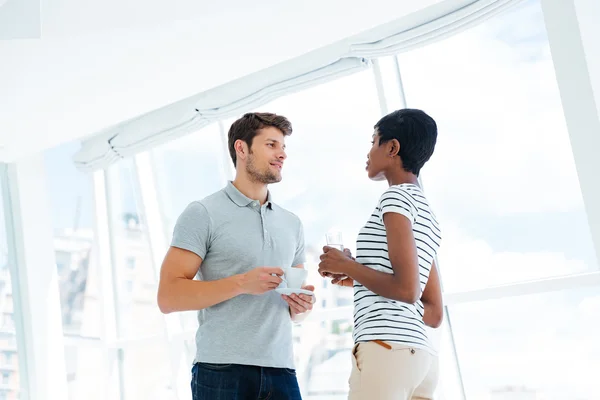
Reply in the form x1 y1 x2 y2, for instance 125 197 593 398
325 230 344 251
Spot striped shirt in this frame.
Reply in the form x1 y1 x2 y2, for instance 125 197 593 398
353 183 441 353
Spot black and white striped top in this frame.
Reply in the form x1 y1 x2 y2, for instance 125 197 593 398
353 183 441 353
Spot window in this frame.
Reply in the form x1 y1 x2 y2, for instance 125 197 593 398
45 141 103 399
0 172 22 399
397 0 598 292
122 346 177 400
449 286 600 398
250 67 382 397
45 142 100 337
121 280 133 296
149 123 230 330
106 158 164 339
106 158 179 398
149 123 229 234
126 257 136 271
56 262 66 274
0 313 12 331
298 315 354 399
64 345 109 400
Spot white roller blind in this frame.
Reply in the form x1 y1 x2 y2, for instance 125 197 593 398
73 54 368 171
350 0 521 57
74 0 522 171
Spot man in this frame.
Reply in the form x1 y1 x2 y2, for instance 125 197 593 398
157 112 314 400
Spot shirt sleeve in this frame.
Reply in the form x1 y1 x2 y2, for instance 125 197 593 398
170 201 212 259
378 186 418 225
292 219 306 267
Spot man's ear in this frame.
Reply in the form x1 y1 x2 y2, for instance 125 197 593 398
235 139 248 161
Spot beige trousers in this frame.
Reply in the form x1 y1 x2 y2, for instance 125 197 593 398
348 341 439 400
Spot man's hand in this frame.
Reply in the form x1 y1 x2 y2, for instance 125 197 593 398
239 267 284 295
319 246 355 277
282 284 315 316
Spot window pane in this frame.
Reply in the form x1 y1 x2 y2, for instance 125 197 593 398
123 345 177 400
64 344 106 400
0 181 20 400
256 68 383 259
45 142 104 399
150 123 228 233
297 313 353 400
397 0 598 291
434 314 466 400
149 124 229 330
106 159 164 338
450 286 600 399
150 124 230 330
0 275 20 399
249 68 382 397
45 142 100 337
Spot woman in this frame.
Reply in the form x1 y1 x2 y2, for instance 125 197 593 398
318 109 442 400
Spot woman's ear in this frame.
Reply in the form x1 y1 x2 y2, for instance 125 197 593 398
388 139 400 157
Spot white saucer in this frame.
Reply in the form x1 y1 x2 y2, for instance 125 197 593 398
276 288 314 296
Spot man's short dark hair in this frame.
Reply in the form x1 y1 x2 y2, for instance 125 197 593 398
227 112 293 166
375 108 438 176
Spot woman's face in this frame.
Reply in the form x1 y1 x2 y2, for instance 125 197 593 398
365 131 389 181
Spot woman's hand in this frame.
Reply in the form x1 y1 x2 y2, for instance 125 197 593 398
319 246 355 277
331 274 354 287
327 248 354 286
343 248 355 260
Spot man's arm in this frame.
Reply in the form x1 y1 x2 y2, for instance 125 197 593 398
157 247 241 313
157 201 283 314
157 247 284 314
421 260 443 328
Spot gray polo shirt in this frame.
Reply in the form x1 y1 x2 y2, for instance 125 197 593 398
171 181 305 369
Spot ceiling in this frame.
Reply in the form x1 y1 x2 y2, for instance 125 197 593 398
0 0 445 161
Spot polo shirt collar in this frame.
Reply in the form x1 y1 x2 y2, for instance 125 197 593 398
224 181 273 209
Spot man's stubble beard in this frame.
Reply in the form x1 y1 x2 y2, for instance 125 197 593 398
246 153 282 184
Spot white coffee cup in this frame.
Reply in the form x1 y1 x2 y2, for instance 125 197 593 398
283 267 308 289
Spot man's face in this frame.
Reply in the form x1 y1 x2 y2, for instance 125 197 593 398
245 126 287 184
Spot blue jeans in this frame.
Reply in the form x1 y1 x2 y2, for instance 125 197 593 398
191 362 303 400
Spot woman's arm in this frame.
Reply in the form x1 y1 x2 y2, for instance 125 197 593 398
320 186 422 302
320 212 420 303
421 260 443 328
